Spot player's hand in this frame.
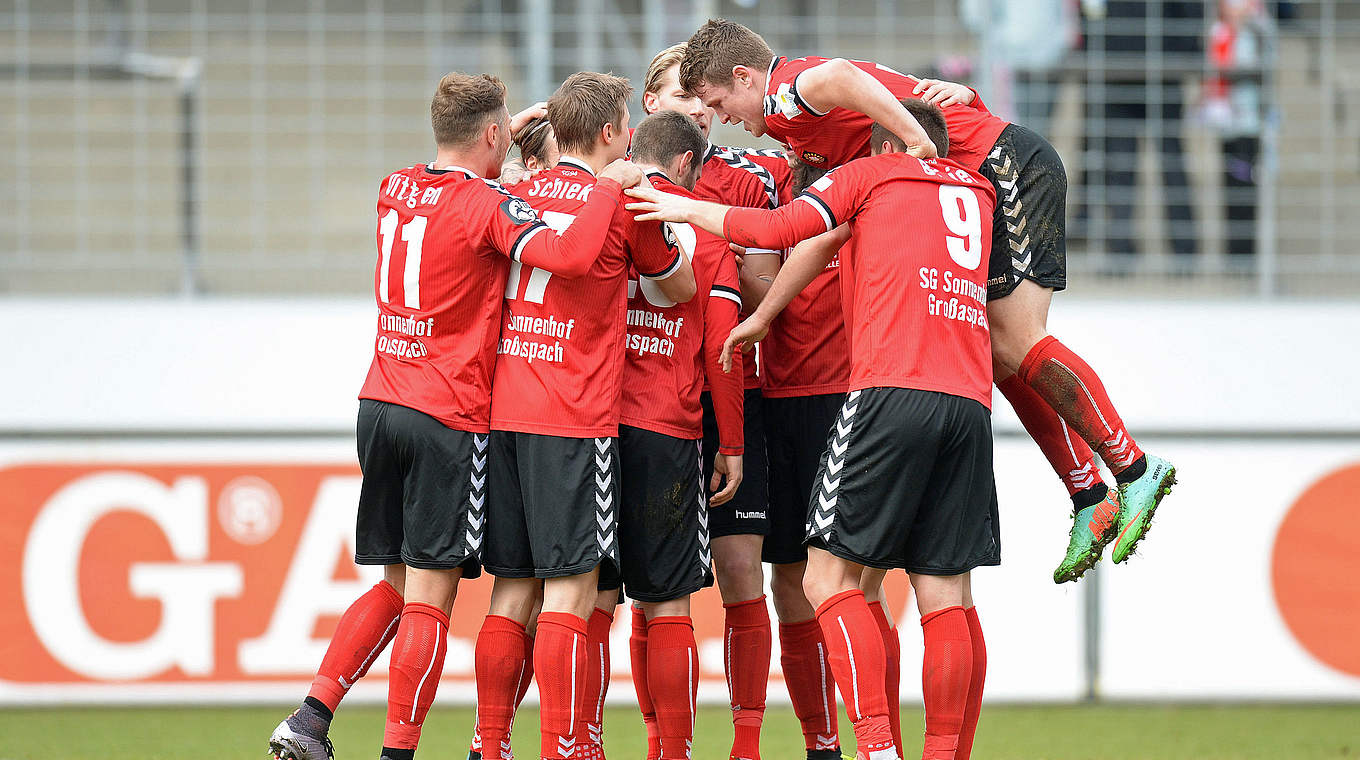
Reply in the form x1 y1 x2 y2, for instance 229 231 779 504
721 314 770 373
906 141 939 160
625 187 693 223
730 243 748 269
599 159 644 189
709 453 744 507
911 78 975 108
509 101 549 139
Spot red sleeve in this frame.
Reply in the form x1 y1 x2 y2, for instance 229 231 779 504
629 215 684 280
483 178 624 278
724 160 871 249
704 252 744 456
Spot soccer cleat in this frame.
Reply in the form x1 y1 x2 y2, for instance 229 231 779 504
1052 490 1121 583
1111 454 1177 564
268 719 334 760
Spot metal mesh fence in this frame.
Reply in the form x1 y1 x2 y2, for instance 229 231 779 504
2 0 1358 296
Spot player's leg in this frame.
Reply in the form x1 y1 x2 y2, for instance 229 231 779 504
860 568 901 758
629 601 662 760
985 126 1176 567
766 394 844 760
703 391 772 760
909 573 971 760
474 577 541 760
639 597 700 760
803 548 896 760
955 576 987 760
523 433 624 760
382 405 486 760
271 401 408 760
573 588 620 760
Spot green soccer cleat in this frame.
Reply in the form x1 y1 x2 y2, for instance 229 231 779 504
1111 453 1178 564
1053 489 1121 583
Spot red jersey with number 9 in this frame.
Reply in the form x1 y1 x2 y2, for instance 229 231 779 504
492 157 683 438
762 55 1007 173
723 153 997 408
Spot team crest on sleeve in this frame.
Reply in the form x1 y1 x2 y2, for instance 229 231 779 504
801 150 827 166
500 196 540 225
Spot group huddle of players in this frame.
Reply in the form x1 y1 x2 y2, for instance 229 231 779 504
268 18 1179 760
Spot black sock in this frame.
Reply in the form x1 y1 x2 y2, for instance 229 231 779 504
1115 455 1148 486
382 748 416 760
286 697 333 738
1070 482 1110 511
303 696 334 722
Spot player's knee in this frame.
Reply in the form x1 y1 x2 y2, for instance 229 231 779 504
770 563 815 620
712 540 764 596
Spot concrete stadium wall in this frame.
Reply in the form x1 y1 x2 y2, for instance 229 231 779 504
0 298 1357 704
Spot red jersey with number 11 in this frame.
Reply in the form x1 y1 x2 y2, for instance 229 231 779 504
724 153 997 408
491 157 683 438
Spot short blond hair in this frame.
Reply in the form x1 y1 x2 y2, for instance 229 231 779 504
431 72 507 147
546 72 633 154
679 19 774 94
644 43 687 95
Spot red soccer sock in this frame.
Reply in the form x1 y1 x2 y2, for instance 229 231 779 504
536 612 589 760
1017 336 1145 477
868 601 903 757
779 619 840 753
474 615 532 760
646 616 699 760
815 590 894 759
955 607 987 760
631 606 663 760
996 373 1106 502
382 602 450 752
724 596 771 760
307 579 403 714
573 607 614 759
920 606 974 760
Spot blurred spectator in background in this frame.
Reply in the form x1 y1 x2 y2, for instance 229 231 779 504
1203 0 1270 263
1082 1 1206 263
961 0 1081 136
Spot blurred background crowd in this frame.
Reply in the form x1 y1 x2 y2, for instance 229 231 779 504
2 0 1357 298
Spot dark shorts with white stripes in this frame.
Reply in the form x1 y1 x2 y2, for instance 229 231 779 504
764 392 846 565
483 430 621 588
354 399 485 577
979 124 1068 300
806 388 1000 574
615 425 715 602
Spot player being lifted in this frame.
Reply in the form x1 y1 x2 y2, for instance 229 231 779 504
680 19 1177 583
642 43 844 760
591 109 748 760
627 102 995 760
473 72 696 760
267 72 644 760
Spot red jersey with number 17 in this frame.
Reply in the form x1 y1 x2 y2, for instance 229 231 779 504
762 55 1007 172
723 153 997 408
492 157 683 438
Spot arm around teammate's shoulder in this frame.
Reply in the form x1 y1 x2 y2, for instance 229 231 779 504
795 58 937 159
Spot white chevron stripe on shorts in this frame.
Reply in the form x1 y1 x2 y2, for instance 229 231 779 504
808 390 861 542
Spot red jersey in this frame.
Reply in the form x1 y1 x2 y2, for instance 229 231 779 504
491 157 683 438
761 242 851 397
693 144 791 389
359 163 625 432
724 153 997 408
762 55 1008 173
621 173 745 454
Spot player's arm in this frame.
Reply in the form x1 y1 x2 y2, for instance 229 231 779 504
626 187 830 252
720 226 849 372
792 59 937 159
703 254 745 506
910 78 983 109
733 244 781 312
492 160 643 278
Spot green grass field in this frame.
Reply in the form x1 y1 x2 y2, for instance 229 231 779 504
1 704 1357 760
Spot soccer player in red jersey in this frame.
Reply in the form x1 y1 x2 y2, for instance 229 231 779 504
587 109 746 760
473 72 696 760
679 19 1177 583
628 105 995 760
638 43 802 760
266 72 643 760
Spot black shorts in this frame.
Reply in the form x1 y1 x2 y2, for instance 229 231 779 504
615 425 715 602
806 388 1001 574
979 123 1068 300
701 389 770 538
483 430 621 588
354 399 485 577
763 392 846 564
